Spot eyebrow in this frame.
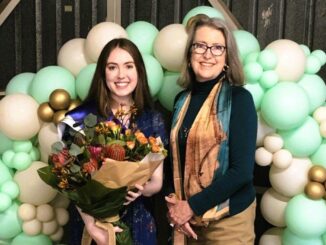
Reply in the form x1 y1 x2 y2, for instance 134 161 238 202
106 61 135 65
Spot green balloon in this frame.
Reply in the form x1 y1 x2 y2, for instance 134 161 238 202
278 116 322 157
142 54 164 97
0 202 22 239
285 194 326 238
300 44 311 56
75 63 96 101
182 6 224 26
126 21 159 55
0 131 13 155
282 228 324 245
244 83 265 110
311 49 326 66
12 152 32 171
11 233 52 245
305 55 321 74
12 141 33 153
298 74 326 113
0 193 12 212
244 62 263 83
243 51 259 65
261 82 309 130
29 146 40 161
233 30 260 62
5 73 35 95
0 161 12 185
29 65 76 104
158 72 183 111
310 141 326 168
2 150 15 168
257 49 278 70
1 180 19 199
259 70 279 89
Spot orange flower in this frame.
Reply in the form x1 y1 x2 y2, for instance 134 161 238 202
148 136 157 145
151 144 161 153
126 141 135 150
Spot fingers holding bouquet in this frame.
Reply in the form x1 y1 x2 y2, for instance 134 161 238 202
124 184 144 205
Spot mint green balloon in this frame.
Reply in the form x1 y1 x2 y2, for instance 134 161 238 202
1 180 19 199
0 131 13 154
285 194 326 238
11 233 52 245
258 49 278 70
278 116 322 157
244 51 259 65
142 54 164 97
311 49 326 66
310 141 326 168
298 74 326 113
5 73 35 95
261 82 309 130
126 21 159 55
29 146 40 161
12 152 32 171
0 193 12 212
158 72 183 111
2 150 15 168
305 55 321 74
75 63 96 101
244 83 265 110
282 228 323 245
233 30 260 62
300 44 311 56
0 202 22 239
244 62 263 83
29 65 76 104
0 161 12 185
182 6 224 26
259 70 279 89
12 141 33 153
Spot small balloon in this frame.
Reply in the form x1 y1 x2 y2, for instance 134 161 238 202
53 110 67 125
304 181 325 200
49 89 71 110
68 99 82 111
38 103 54 122
308 165 326 183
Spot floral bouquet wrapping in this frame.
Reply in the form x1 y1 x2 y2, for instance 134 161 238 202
38 109 167 245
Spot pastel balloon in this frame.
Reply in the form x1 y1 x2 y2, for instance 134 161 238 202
29 65 76 104
49 194 70 209
13 141 33 153
300 44 311 56
0 131 13 154
50 226 64 242
233 30 260 62
255 147 273 167
273 149 292 169
75 63 96 101
57 38 91 76
311 49 326 65
126 21 159 54
11 233 52 245
182 6 224 26
297 74 326 113
305 55 321 74
2 150 15 168
244 62 263 83
259 227 283 245
244 83 265 110
12 152 32 170
257 49 278 70
285 193 326 238
0 94 41 140
42 219 58 235
142 54 163 97
38 123 60 163
313 106 326 123
256 112 276 147
282 228 324 245
244 51 259 65
259 70 279 89
158 72 183 111
278 117 322 157
261 82 309 130
22 219 42 235
30 146 40 161
1 180 19 199
153 24 188 72
0 202 22 239
55 208 69 226
36 204 55 222
0 161 12 185
269 157 312 197
85 22 127 62
13 161 57 205
260 188 289 227
310 141 326 168
263 133 283 153
0 193 11 212
5 72 35 95
18 203 37 221
265 39 306 82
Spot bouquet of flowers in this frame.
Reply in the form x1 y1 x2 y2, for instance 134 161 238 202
38 106 167 245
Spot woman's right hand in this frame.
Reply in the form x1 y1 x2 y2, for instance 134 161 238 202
85 222 123 245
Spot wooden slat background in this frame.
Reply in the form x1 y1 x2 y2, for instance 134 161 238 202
0 0 325 244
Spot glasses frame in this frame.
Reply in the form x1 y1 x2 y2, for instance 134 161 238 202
191 42 226 56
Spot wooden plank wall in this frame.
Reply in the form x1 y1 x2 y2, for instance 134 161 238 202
0 0 325 243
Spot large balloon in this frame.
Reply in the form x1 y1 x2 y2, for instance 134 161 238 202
256 112 276 147
158 72 183 111
0 202 22 239
233 30 260 62
266 39 306 82
57 38 91 76
5 72 35 95
282 228 324 245
153 24 187 72
182 6 224 26
310 140 326 168
126 21 159 55
85 22 127 62
75 63 96 101
11 233 52 245
142 54 163 97
38 123 60 163
0 94 41 140
0 131 13 154
259 227 283 245
260 82 309 130
29 66 76 104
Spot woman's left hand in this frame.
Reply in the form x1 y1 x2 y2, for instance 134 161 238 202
165 195 194 226
124 184 144 205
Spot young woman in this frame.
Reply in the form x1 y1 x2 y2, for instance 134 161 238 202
165 15 257 244
60 38 168 245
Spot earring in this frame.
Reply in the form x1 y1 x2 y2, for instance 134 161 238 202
223 64 229 71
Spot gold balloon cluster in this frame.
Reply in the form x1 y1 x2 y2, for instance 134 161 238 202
304 165 326 200
37 89 81 125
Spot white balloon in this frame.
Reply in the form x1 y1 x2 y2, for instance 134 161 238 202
22 219 42 236
259 227 283 245
18 203 37 221
36 204 55 222
272 149 292 169
263 133 283 153
255 147 273 166
313 106 326 123
42 219 58 235
257 112 276 147
55 208 69 226
38 123 60 163
320 121 326 137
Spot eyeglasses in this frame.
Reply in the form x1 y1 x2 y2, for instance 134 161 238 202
191 43 226 56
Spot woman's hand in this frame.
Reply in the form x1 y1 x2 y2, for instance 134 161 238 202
124 184 144 205
175 222 198 240
165 195 194 226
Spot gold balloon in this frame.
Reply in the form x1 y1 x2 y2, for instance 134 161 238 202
304 181 325 200
68 99 82 111
38 102 54 122
53 110 67 125
49 89 71 110
308 165 326 183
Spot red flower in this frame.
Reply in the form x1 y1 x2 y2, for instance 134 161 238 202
51 148 71 167
82 158 99 174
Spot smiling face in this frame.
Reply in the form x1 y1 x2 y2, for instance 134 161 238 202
190 26 226 82
105 47 138 104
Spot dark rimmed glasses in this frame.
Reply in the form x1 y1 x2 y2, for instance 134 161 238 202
192 42 226 56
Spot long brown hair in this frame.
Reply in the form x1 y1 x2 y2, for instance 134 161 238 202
84 38 153 117
178 14 244 89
